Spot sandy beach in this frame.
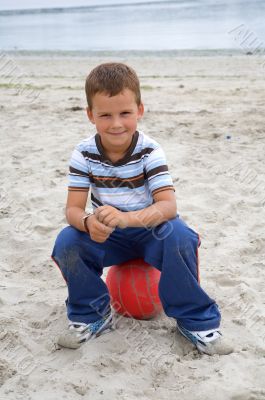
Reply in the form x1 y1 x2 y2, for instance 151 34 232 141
0 52 265 399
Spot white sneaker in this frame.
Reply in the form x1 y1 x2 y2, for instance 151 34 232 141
177 323 233 355
58 312 113 349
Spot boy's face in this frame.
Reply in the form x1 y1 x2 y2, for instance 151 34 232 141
87 89 144 155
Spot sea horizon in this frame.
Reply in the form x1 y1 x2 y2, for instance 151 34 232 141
0 0 175 12
0 0 264 52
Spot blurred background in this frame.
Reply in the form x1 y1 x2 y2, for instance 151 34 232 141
0 0 264 52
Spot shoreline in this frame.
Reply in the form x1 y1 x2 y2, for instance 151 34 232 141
1 48 249 58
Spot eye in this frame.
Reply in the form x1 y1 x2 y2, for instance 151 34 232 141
121 111 131 115
100 114 110 118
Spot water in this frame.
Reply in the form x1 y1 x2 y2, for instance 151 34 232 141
0 0 264 51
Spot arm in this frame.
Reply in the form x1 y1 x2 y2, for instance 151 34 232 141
128 144 176 227
66 190 113 242
126 189 177 227
65 190 89 232
95 189 177 229
66 144 113 242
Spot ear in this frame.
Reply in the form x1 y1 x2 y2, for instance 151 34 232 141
137 102 144 119
86 107 95 124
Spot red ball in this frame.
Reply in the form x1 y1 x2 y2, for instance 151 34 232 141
106 258 163 320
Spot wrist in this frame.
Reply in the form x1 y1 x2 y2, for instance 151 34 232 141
123 211 135 228
124 210 146 228
82 213 93 233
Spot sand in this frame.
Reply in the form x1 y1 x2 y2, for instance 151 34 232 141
0 52 265 400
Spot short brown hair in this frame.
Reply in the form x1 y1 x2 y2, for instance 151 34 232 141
85 62 141 109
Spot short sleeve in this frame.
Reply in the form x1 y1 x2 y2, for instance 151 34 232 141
144 146 175 196
68 146 90 192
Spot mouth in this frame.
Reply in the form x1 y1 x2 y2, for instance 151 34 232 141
108 131 127 136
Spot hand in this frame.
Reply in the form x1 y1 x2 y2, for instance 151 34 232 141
94 205 129 229
86 214 114 243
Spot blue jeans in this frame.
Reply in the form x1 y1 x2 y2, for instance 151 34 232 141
51 216 221 331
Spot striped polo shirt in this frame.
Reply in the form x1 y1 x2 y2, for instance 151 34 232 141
68 130 175 211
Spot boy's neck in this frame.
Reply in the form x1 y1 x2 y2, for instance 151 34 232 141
106 149 126 163
99 132 137 163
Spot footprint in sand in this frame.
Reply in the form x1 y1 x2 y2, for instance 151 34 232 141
231 389 265 400
216 276 242 288
0 359 16 387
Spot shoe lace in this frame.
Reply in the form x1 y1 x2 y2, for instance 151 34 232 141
69 313 110 334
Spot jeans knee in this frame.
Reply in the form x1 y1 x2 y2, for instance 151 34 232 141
156 217 199 251
52 225 83 259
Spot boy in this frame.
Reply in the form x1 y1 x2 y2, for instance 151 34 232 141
52 62 232 355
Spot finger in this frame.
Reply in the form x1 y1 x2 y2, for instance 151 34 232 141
95 205 109 214
97 210 112 225
92 236 107 243
93 230 113 243
94 234 108 241
95 219 114 234
97 212 107 224
94 207 104 217
102 215 118 228
104 225 115 234
94 207 106 218
91 228 111 239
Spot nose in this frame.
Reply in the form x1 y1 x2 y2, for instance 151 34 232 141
110 116 123 130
